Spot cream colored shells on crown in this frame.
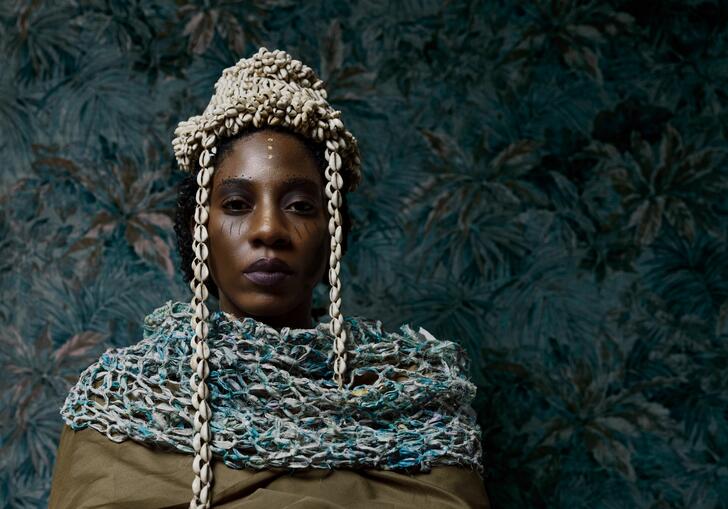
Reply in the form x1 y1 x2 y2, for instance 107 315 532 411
171 47 362 193
173 46 362 509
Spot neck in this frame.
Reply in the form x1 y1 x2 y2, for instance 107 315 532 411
218 294 316 330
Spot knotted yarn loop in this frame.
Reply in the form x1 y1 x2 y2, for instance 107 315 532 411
60 300 485 480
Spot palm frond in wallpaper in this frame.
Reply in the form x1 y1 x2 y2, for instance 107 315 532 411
1 1 727 507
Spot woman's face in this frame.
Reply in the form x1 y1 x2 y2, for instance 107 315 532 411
204 129 328 329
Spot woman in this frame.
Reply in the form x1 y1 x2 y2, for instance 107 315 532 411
49 47 489 509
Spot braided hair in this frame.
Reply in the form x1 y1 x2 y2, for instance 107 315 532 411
171 48 362 508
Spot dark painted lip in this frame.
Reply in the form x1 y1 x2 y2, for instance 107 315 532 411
243 271 291 286
243 257 293 274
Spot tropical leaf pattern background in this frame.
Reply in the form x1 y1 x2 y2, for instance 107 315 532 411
1 1 727 507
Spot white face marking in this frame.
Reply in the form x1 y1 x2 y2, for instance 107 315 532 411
267 137 274 158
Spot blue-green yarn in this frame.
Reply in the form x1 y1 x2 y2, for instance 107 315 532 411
60 300 484 476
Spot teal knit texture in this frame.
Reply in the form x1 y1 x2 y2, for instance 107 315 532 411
60 300 484 476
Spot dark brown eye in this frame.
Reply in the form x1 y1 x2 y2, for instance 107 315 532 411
288 201 315 213
223 198 250 211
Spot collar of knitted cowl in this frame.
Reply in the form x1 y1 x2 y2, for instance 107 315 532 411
60 299 484 476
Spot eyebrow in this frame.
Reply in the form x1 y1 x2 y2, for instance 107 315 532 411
218 176 321 195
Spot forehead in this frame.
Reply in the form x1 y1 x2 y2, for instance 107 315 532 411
212 130 322 186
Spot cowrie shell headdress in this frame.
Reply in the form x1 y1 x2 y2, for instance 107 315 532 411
171 47 362 509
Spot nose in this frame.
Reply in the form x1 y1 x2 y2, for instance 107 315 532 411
247 198 291 249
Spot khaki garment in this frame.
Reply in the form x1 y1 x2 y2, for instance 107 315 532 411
49 426 490 509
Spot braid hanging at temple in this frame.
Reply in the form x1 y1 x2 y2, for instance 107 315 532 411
172 47 361 509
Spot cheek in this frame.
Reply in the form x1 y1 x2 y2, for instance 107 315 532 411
207 212 245 276
211 214 243 240
299 220 329 277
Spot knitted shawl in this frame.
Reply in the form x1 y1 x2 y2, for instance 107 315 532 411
60 300 484 476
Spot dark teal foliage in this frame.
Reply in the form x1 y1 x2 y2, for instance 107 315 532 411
1 1 726 507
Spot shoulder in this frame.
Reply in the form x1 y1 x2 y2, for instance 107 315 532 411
49 425 195 509
345 315 473 371
59 300 190 435
49 426 112 508
343 315 478 405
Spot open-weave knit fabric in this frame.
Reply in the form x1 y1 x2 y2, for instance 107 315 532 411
60 300 484 476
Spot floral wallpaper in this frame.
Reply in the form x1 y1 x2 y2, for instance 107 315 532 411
1 0 727 507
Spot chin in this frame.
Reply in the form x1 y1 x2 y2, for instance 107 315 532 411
232 291 297 318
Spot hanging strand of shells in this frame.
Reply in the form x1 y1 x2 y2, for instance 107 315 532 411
172 47 362 508
188 135 216 509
